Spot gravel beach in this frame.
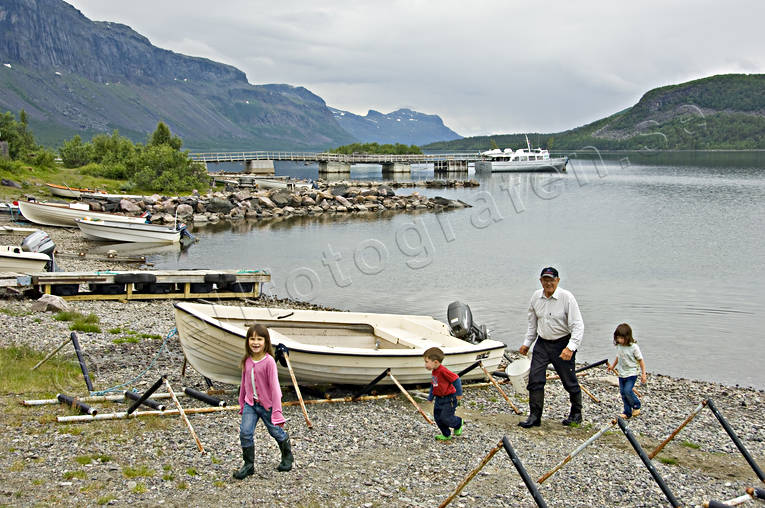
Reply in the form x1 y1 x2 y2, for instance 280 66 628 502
0 229 763 507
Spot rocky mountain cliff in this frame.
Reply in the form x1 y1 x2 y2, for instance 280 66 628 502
0 0 459 150
330 108 461 145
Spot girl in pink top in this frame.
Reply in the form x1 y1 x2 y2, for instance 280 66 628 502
233 324 293 479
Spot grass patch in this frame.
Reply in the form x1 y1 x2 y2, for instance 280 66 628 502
176 481 188 490
131 483 147 494
162 473 174 481
80 481 104 493
54 311 81 321
96 495 116 505
32 479 45 486
9 460 25 472
0 307 31 317
162 464 172 471
213 480 225 488
210 455 221 465
658 457 678 465
94 454 112 463
122 465 154 478
681 440 701 449
138 333 162 340
63 470 86 480
186 467 197 476
70 314 101 333
112 336 139 344
0 345 84 393
74 455 93 465
107 327 123 334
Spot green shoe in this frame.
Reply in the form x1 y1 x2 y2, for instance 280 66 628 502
454 420 464 437
435 434 451 441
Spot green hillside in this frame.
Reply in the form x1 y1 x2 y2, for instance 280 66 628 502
425 74 765 151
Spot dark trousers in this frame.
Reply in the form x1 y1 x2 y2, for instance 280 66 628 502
433 394 462 437
527 335 581 394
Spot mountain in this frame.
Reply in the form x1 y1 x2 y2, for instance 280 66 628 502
330 107 461 145
0 0 355 150
425 74 765 151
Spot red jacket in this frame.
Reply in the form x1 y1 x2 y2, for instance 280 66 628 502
430 364 459 397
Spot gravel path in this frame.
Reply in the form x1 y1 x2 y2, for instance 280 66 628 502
0 229 763 507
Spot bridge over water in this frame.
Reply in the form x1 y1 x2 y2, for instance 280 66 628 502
188 151 482 175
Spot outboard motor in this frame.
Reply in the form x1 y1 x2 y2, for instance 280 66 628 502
447 301 488 344
21 230 56 271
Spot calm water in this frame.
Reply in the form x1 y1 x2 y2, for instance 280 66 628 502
155 152 765 389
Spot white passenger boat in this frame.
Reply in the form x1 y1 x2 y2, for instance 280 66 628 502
76 218 181 244
18 201 147 227
475 136 568 173
0 245 50 272
173 302 507 386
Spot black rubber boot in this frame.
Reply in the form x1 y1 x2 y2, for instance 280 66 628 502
277 435 294 472
562 391 583 426
518 390 544 428
232 446 255 479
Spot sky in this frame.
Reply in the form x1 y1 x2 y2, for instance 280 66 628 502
65 0 765 138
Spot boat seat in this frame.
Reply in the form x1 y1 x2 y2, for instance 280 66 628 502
373 326 433 349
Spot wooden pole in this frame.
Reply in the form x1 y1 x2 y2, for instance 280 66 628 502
439 440 504 508
164 378 205 454
578 381 600 404
480 362 521 414
648 400 706 459
537 419 616 484
387 371 434 425
283 352 312 429
31 336 71 370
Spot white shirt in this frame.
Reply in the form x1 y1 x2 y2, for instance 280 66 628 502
615 343 643 377
524 287 584 351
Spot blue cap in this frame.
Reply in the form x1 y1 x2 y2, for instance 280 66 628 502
540 267 559 278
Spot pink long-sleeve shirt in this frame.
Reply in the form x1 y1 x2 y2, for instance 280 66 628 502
238 354 284 425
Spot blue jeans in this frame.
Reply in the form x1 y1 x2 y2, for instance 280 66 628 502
240 402 287 448
433 394 462 437
619 376 641 417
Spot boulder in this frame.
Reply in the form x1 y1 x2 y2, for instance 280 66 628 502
270 190 292 207
257 196 276 209
119 199 140 213
330 185 348 197
1 178 21 188
335 195 353 208
176 204 194 218
301 196 316 206
206 198 235 214
192 214 209 223
31 294 70 313
233 190 251 201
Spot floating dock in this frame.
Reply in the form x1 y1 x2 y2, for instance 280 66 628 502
0 269 270 301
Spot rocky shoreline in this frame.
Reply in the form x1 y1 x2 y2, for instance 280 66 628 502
1 218 764 507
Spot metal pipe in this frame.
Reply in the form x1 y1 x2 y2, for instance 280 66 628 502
124 390 165 411
538 419 616 484
747 486 765 500
183 387 226 407
31 337 71 371
57 393 97 416
648 400 706 459
165 379 205 454
458 361 481 377
387 371 434 425
22 389 237 406
439 440 504 508
704 493 755 507
501 436 548 508
69 332 94 392
706 398 765 482
126 376 166 415
617 417 681 507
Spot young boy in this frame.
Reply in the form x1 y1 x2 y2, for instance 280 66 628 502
423 347 464 441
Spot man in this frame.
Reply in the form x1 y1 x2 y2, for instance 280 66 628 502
518 267 584 428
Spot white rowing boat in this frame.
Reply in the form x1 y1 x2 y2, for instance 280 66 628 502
76 218 181 243
18 201 147 227
0 246 50 272
173 302 506 386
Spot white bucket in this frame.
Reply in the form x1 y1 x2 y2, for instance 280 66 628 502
506 357 531 394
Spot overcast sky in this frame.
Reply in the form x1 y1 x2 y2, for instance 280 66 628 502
65 1 765 137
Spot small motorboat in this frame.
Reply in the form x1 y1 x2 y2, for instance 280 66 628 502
173 301 506 386
18 200 148 227
46 183 107 198
76 217 186 244
0 230 56 272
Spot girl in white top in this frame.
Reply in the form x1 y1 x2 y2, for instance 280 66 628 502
607 323 647 419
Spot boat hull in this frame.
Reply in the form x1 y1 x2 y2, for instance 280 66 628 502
173 302 506 386
475 157 568 173
19 201 147 227
76 219 180 243
0 246 49 272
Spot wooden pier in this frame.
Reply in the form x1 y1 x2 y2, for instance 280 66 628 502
0 269 270 301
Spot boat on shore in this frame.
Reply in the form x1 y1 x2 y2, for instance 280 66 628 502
173 302 506 386
46 183 106 199
76 218 182 244
0 246 50 272
18 200 148 227
475 136 568 173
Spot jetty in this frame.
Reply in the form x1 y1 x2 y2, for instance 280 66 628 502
0 269 269 301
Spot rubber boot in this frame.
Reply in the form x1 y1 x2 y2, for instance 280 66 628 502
232 446 254 479
562 391 583 426
518 390 544 428
277 435 294 472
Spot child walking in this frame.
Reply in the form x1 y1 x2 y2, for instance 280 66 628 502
606 323 647 419
233 324 293 479
424 347 464 441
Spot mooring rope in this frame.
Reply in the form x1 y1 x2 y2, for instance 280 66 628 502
90 327 177 396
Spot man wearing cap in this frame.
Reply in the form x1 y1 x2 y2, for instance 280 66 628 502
518 267 584 428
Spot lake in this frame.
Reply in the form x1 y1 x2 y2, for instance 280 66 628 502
154 151 765 389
